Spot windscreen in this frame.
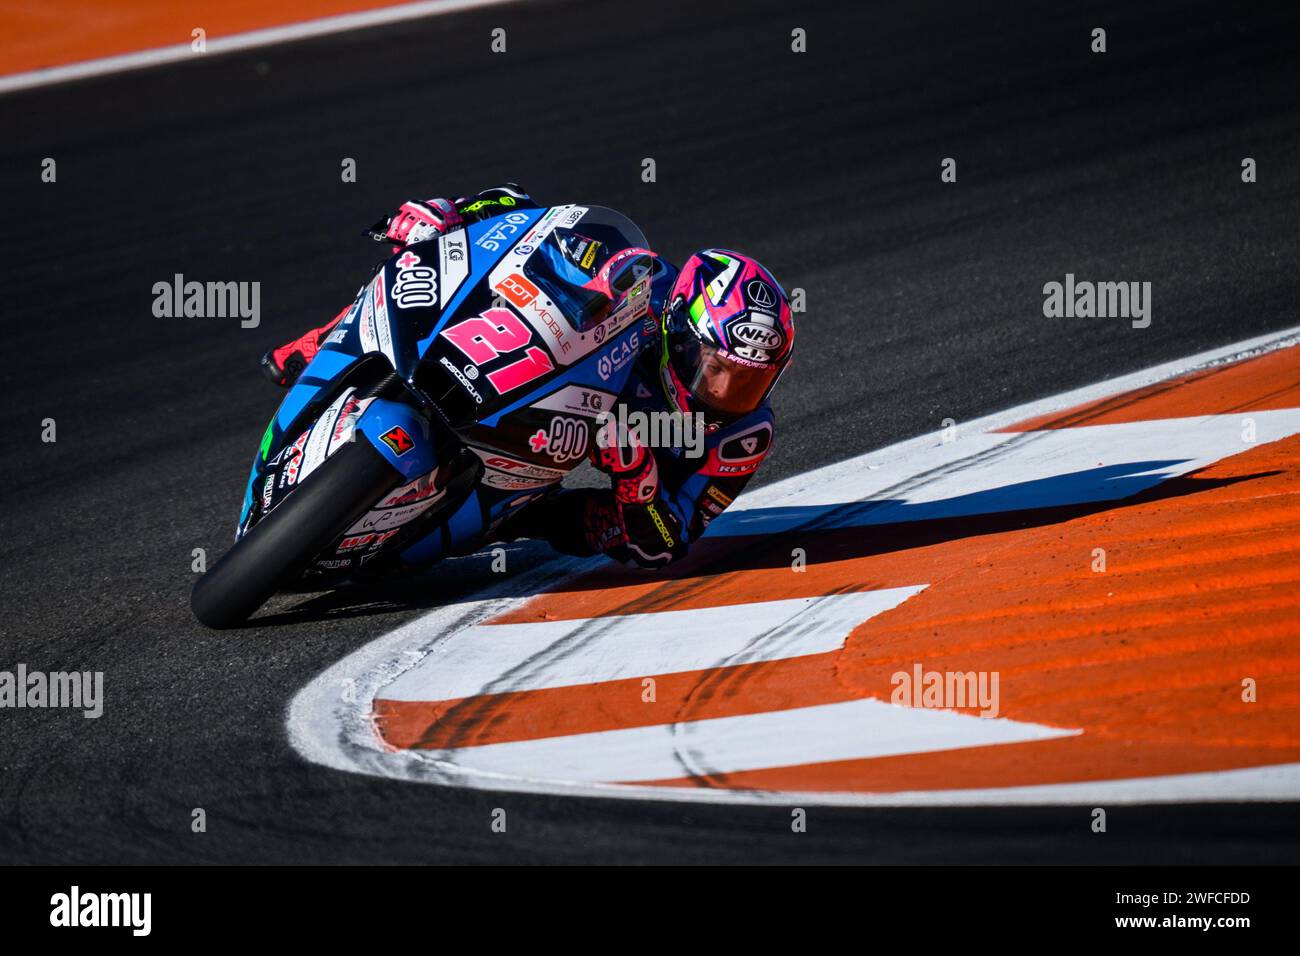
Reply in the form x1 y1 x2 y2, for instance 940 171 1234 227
522 206 650 332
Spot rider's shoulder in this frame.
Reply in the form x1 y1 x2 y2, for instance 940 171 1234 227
701 402 775 450
714 402 775 434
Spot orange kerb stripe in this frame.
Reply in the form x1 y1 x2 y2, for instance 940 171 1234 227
374 345 1300 792
647 432 1300 790
1000 344 1300 431
0 1 423 76
376 434 1300 777
373 652 858 749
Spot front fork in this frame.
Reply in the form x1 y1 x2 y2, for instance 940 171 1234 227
353 385 486 572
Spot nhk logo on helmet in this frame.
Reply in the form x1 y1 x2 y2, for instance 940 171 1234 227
730 319 785 352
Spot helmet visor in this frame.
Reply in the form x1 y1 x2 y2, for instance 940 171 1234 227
670 331 780 417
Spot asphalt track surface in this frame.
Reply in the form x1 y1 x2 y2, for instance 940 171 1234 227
3 0 1300 863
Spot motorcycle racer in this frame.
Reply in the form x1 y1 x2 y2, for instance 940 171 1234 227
261 185 795 569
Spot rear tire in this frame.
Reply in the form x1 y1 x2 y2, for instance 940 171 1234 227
191 439 402 628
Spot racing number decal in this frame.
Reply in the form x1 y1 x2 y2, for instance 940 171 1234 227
442 307 555 394
442 308 530 361
489 347 554 394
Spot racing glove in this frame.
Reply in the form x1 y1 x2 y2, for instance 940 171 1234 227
590 421 659 504
365 184 537 250
589 427 686 568
366 197 463 249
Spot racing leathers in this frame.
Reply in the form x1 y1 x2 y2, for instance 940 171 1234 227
510 351 775 569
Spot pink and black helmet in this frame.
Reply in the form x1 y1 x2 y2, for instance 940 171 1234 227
659 249 795 424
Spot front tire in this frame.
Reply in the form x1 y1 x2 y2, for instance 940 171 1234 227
191 439 402 628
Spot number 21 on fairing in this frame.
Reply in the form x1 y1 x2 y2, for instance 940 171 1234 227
441 307 554 393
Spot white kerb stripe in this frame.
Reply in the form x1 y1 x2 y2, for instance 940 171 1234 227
429 697 1078 783
379 586 927 702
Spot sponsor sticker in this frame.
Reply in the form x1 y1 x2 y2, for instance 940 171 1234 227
730 318 784 352
475 212 532 253
438 231 470 308
327 394 367 455
470 445 566 489
392 253 438 310
379 425 415 456
746 279 778 313
359 289 379 354
282 430 310 485
527 416 590 464
530 384 617 419
481 470 559 491
337 529 400 553
495 273 541 308
345 497 441 535
596 330 640 382
379 472 443 507
705 484 734 508
300 391 357 482
372 277 397 365
469 447 566 480
556 206 587 229
440 355 485 404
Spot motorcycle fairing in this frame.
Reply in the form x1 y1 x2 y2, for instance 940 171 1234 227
235 203 658 573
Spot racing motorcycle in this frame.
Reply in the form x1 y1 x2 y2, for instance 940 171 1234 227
190 205 661 628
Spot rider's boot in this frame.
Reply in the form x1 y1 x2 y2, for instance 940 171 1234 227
260 305 350 388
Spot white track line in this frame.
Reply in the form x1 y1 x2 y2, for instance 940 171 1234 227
422 698 1076 784
713 409 1300 536
381 587 925 701
288 323 1300 805
0 0 522 95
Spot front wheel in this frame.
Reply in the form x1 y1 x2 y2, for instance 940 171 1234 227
191 438 402 628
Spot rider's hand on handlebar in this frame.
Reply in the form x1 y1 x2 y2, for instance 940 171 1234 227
591 425 660 505
366 198 464 249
